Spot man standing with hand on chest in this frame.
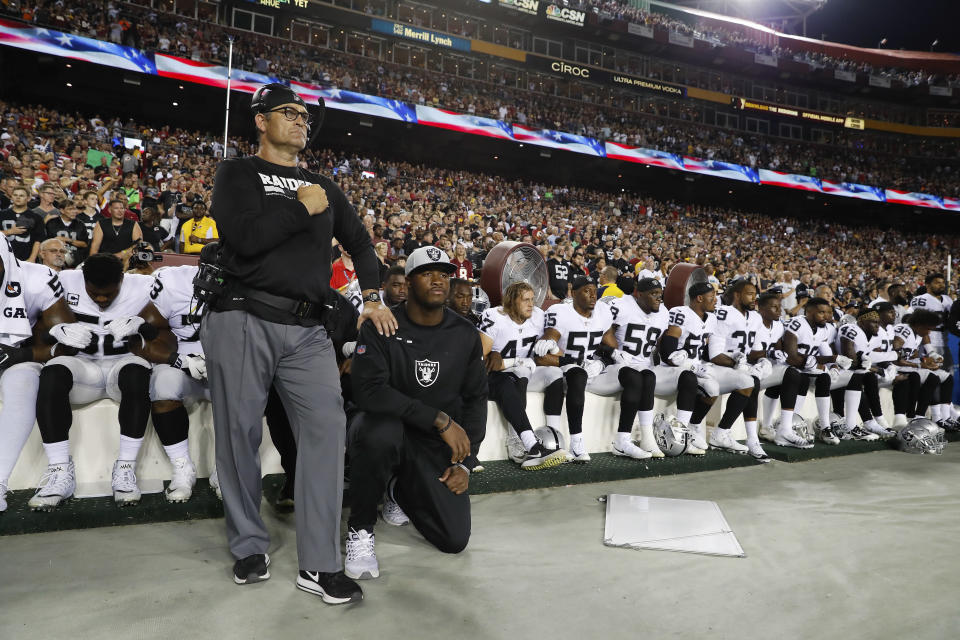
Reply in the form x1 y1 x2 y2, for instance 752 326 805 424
201 83 396 603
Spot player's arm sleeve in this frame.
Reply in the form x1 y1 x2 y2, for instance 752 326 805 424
329 182 378 292
350 322 439 429
210 160 312 257
459 332 488 471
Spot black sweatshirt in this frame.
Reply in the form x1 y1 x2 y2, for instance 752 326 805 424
210 156 378 302
351 304 488 470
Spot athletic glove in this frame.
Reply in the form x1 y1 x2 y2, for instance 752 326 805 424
882 366 897 383
533 339 560 357
582 357 604 379
507 357 536 378
169 353 206 381
667 350 693 370
0 343 32 371
49 323 94 350
835 355 853 370
771 349 788 364
859 355 873 371
750 358 773 380
827 365 842 383
803 354 818 371
731 351 748 366
610 349 627 364
342 341 357 358
691 361 711 378
108 316 145 341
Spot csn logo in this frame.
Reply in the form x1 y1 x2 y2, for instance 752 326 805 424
545 4 586 24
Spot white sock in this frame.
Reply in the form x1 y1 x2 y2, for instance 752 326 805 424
744 420 759 446
844 390 862 429
520 430 538 451
690 421 704 439
938 404 952 421
676 409 692 426
865 419 880 431
816 396 831 425
894 413 907 424
761 395 778 427
637 410 653 429
0 366 41 479
875 415 890 429
117 435 144 462
569 433 584 454
162 439 191 462
795 392 808 413
931 404 942 421
43 441 71 466
545 414 561 430
638 422 657 446
778 409 794 434
615 431 632 447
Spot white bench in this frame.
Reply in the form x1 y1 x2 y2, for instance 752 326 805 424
6 389 896 492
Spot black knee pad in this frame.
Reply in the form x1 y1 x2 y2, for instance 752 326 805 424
617 366 644 389
38 364 73 397
564 368 588 391
117 363 151 394
815 373 831 395
846 372 863 392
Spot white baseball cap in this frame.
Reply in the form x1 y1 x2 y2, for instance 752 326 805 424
405 245 456 276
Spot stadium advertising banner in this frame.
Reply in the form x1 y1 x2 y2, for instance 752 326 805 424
869 75 892 88
5 19 959 212
754 53 778 67
544 4 587 27
834 70 857 82
499 0 539 16
370 19 471 52
526 55 687 98
245 0 310 12
731 97 862 128
494 0 584 26
628 23 654 38
668 31 695 48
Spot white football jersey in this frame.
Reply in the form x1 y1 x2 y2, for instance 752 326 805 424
892 323 922 364
747 311 784 356
607 295 668 367
544 301 613 364
149 265 202 355
479 306 544 359
910 293 953 347
835 323 869 358
60 270 153 360
708 305 751 360
784 316 832 360
868 325 897 364
667 306 714 361
0 262 63 347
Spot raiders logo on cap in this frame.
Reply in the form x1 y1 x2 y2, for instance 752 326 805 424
426 246 442 261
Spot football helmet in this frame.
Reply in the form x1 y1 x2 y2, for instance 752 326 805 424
775 414 814 444
897 418 946 455
534 426 565 452
471 286 490 316
653 413 689 457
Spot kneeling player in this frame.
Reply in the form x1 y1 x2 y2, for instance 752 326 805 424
480 282 567 470
29 255 154 510
0 240 76 511
893 310 955 428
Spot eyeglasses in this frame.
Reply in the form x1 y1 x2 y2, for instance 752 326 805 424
267 107 313 126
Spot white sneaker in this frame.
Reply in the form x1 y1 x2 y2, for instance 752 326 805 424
28 459 76 511
758 423 777 443
568 442 591 463
344 528 379 580
209 468 222 500
774 430 814 449
685 443 706 456
611 439 653 460
381 478 409 526
505 432 527 464
165 457 197 503
708 429 749 454
0 480 8 512
816 419 841 445
688 424 709 452
746 441 771 463
111 460 141 506
863 422 897 439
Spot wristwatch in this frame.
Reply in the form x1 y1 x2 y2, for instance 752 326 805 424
362 292 382 304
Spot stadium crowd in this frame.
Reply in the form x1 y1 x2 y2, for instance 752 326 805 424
2 0 959 198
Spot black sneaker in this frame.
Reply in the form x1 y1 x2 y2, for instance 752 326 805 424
274 476 295 512
520 442 567 470
233 553 270 585
296 570 363 604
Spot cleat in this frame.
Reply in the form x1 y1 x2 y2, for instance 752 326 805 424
297 570 363 605
611 439 653 460
816 419 841 445
381 477 409 526
28 459 76 511
344 528 379 580
864 422 897 439
774 430 814 449
839 425 879 441
233 553 270 584
688 424 709 452
708 429 749 454
758 423 777 443
505 432 527 464
111 460 141 506
685 444 706 456
520 442 569 470
165 457 197 503
746 441 771 463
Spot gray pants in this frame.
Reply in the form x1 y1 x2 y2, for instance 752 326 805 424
201 309 345 572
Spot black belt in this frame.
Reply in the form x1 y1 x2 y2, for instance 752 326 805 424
228 283 326 321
